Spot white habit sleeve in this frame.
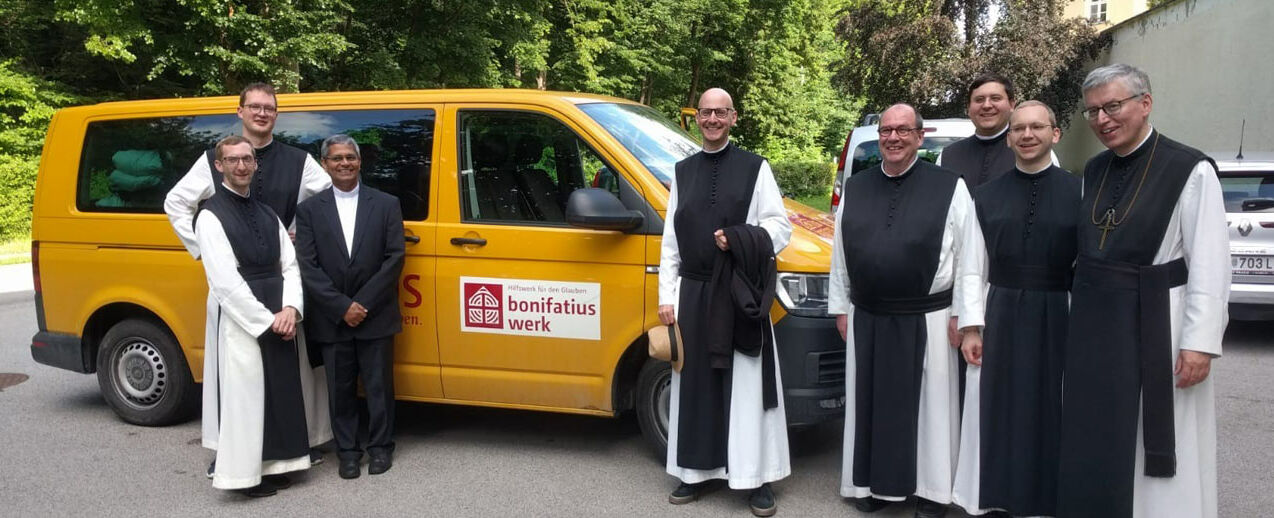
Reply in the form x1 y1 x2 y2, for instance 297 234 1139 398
751 160 793 254
658 176 681 306
951 179 986 329
828 178 851 316
195 212 276 338
1176 161 1230 357
278 218 305 320
293 154 333 232
164 155 216 259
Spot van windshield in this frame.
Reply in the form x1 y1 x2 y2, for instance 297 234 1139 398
578 103 699 188
851 136 964 176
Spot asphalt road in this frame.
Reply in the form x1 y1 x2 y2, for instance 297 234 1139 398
2 292 1272 517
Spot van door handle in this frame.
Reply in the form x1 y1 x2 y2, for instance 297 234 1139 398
450 237 487 247
404 235 421 244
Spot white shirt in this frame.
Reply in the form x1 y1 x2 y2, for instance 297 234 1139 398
333 182 360 255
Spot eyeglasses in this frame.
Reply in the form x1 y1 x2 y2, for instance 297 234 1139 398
324 154 360 163
1082 94 1143 120
242 103 278 115
697 108 734 119
218 155 256 166
1009 123 1054 135
878 127 922 138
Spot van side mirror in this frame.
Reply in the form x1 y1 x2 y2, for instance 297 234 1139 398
565 188 645 231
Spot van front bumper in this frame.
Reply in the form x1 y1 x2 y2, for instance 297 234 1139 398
774 314 845 427
31 331 91 373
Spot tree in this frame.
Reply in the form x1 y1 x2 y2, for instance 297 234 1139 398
52 0 355 94
834 0 1107 127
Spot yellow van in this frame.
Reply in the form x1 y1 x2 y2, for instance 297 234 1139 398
28 89 844 453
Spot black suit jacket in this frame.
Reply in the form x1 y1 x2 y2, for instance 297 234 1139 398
295 185 405 343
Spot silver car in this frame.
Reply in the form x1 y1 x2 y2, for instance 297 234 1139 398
1215 152 1274 320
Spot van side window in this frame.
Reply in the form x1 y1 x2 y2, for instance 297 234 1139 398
76 109 436 220
458 110 621 224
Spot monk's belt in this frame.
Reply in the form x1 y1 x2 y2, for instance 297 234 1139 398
989 264 1072 292
850 288 952 315
1077 254 1187 477
679 269 712 282
238 264 283 282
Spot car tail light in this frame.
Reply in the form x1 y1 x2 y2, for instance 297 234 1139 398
832 134 850 213
31 241 41 294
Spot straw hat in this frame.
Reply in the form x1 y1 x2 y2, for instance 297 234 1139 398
647 323 684 373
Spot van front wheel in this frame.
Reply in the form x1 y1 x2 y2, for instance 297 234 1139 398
635 360 672 460
96 319 198 426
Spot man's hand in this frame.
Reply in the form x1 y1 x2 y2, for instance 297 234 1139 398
713 229 729 251
961 328 983 366
343 302 368 327
836 314 848 342
948 316 961 348
272 306 299 341
1175 349 1212 388
658 304 676 326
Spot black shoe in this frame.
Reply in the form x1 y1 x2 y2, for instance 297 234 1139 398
239 483 276 498
853 497 892 513
338 458 360 479
206 460 215 480
368 453 392 475
668 481 709 505
262 474 291 490
309 448 324 466
748 483 777 517
915 498 948 518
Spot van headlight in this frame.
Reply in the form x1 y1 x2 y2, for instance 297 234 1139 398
775 273 830 317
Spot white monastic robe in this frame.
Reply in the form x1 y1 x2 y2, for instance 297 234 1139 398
1063 129 1228 518
659 142 793 489
165 143 332 449
829 156 983 504
195 196 310 490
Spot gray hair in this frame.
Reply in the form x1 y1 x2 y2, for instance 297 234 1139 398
884 103 924 129
320 134 361 159
1013 100 1058 127
1082 64 1152 96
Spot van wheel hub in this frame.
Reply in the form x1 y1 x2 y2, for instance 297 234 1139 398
112 339 167 407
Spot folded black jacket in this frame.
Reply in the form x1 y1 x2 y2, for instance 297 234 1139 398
704 223 779 410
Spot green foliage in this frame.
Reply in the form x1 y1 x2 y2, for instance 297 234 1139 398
0 153 38 239
0 60 81 239
833 0 1109 128
771 159 835 199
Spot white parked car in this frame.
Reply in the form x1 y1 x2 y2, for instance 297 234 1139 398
831 116 975 213
1215 152 1274 320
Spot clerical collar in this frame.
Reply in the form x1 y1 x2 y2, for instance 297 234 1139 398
1015 163 1052 177
1114 126 1155 159
882 155 919 177
333 182 360 199
221 182 251 200
253 137 275 151
702 139 730 154
975 124 1009 141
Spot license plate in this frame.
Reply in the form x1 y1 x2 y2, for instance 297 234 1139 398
1232 254 1274 275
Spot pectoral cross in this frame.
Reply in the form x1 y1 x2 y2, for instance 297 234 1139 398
1097 208 1117 250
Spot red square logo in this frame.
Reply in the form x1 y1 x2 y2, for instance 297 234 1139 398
463 282 503 329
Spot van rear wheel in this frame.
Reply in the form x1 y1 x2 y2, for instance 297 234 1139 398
635 360 672 460
96 319 198 426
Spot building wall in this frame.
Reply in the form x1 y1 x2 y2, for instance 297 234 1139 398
1053 0 1274 172
1063 0 1149 29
